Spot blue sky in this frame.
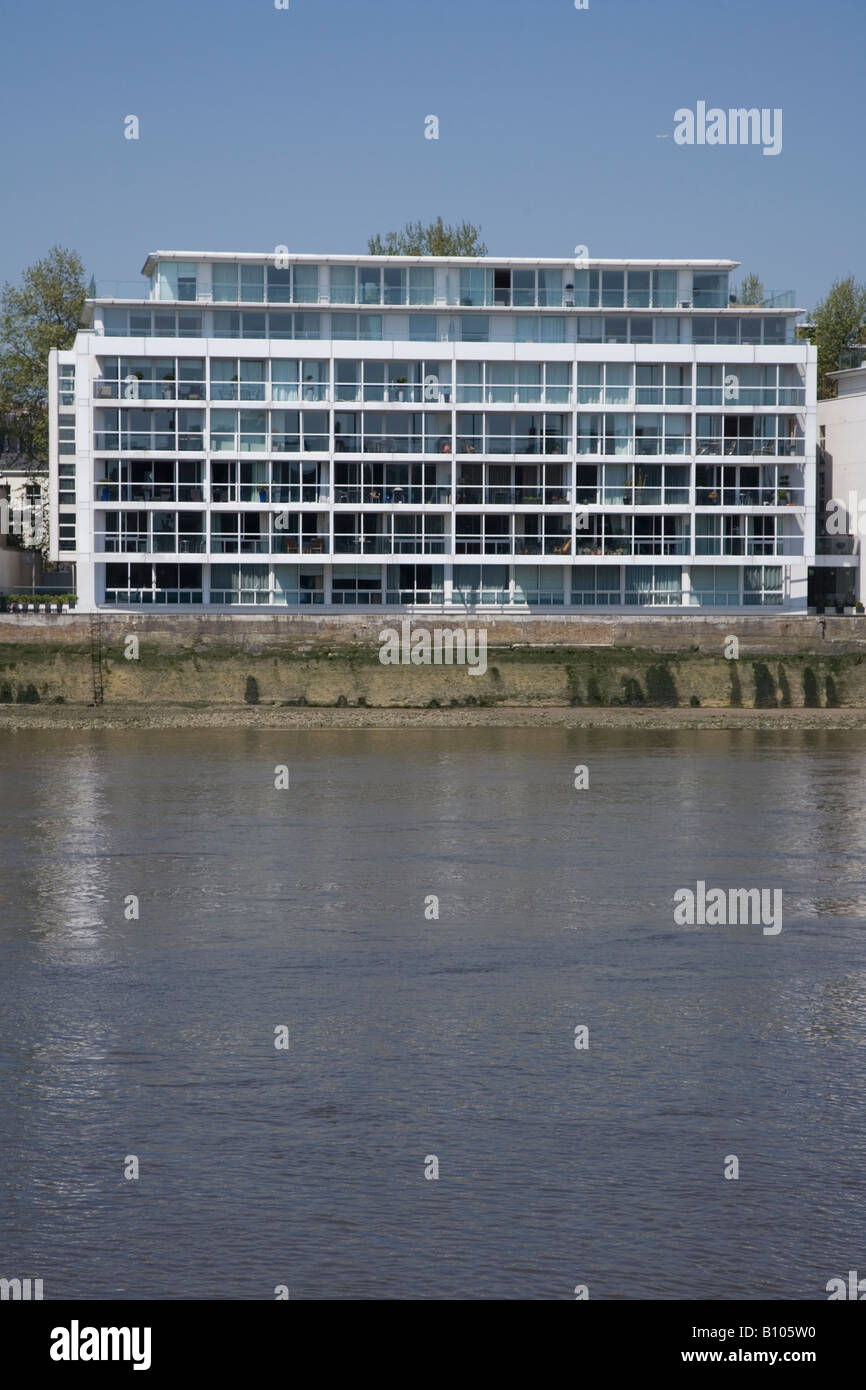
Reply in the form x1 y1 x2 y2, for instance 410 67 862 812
1 0 862 309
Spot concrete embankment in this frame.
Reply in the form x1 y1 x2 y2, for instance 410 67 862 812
1 613 866 711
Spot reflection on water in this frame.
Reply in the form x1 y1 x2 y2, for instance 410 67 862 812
1 727 865 1299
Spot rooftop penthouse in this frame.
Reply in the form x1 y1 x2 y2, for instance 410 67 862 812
49 250 816 615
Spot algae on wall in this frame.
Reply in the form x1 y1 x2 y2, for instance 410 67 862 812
0 638 864 708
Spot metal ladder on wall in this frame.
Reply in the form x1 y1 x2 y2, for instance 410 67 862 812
89 614 104 706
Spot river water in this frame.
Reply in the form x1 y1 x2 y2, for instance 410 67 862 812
0 727 864 1299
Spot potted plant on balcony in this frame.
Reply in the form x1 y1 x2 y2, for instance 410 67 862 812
394 376 408 402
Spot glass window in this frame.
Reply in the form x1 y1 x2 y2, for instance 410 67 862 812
293 266 319 303
214 312 240 338
652 270 677 308
332 314 357 340
545 363 570 403
693 272 729 308
358 267 381 305
359 315 382 340
176 264 197 301
409 314 437 341
636 365 662 404
459 268 491 307
335 361 360 400
241 312 266 338
211 360 237 400
512 270 536 307
605 364 630 404
272 361 299 401
383 267 406 305
604 317 628 343
293 313 321 339
239 360 266 399
241 265 264 301
104 309 127 335
541 316 565 342
330 266 356 304
629 317 652 343
577 317 602 342
267 266 292 302
692 318 716 345
516 317 539 342
573 269 599 308
602 271 625 307
408 268 435 305
627 271 650 308
537 269 562 307
269 312 293 339
654 316 680 343
212 265 238 302
577 364 602 404
461 316 488 342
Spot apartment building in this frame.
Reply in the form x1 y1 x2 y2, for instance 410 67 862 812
812 363 866 610
48 251 816 613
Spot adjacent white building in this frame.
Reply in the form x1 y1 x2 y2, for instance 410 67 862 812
49 251 817 614
813 363 866 609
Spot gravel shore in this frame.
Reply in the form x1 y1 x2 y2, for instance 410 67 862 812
2 703 866 731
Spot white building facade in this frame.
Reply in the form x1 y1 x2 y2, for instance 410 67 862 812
812 364 866 610
49 251 816 614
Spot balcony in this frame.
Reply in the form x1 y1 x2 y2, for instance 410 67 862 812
695 486 805 506
333 485 451 504
696 438 805 458
104 588 204 605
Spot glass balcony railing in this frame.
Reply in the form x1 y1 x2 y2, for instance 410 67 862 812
333 485 450 504
696 438 805 457
332 536 445 556
95 380 207 401
514 590 566 605
94 431 204 451
209 588 324 606
385 589 445 605
454 486 569 505
94 482 205 503
104 588 204 605
695 486 805 506
98 535 205 553
331 588 384 605
570 590 623 606
623 590 687 605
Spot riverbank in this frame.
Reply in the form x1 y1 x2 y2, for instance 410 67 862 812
3 613 866 710
3 702 866 731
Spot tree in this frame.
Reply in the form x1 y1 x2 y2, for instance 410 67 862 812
0 246 87 461
799 276 866 399
735 273 764 306
368 218 487 257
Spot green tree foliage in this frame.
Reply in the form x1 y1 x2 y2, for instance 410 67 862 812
735 273 764 305
799 276 866 399
0 246 87 460
368 218 487 256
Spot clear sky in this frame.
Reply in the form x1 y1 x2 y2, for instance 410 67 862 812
1 0 862 309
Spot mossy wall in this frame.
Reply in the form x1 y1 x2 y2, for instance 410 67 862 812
1 614 864 708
